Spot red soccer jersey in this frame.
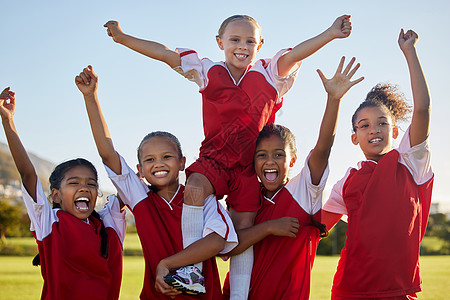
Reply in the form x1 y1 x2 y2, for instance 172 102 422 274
107 155 237 300
132 189 222 300
223 154 328 300
175 48 300 169
36 212 123 300
324 129 433 298
249 188 321 300
333 151 433 298
22 181 125 300
199 64 281 168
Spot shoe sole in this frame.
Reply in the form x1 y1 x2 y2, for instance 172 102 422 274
164 276 206 295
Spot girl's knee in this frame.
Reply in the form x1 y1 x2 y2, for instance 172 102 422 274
184 173 214 206
184 184 206 206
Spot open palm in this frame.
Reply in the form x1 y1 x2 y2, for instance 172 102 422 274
317 57 364 100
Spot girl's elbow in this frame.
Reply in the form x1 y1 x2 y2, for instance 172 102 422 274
162 51 181 68
211 234 226 253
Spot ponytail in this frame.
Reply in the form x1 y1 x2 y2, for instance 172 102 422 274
91 210 109 259
32 253 40 266
310 215 328 238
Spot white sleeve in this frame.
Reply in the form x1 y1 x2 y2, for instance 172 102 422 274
202 195 238 254
263 48 301 101
104 154 149 210
397 126 433 185
21 177 58 241
98 194 127 244
285 151 329 215
173 48 213 90
323 168 352 218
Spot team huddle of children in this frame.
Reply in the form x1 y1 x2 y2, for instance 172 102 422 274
0 13 432 300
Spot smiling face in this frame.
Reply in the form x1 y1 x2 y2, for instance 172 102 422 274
216 19 262 82
351 105 399 162
137 136 186 195
254 135 297 198
51 165 98 221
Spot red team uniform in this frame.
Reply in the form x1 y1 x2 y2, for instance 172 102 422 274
174 48 300 211
324 127 433 299
223 153 329 299
106 155 238 300
22 178 126 300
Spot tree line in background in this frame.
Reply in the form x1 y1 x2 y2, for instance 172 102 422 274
1 194 449 255
317 214 450 255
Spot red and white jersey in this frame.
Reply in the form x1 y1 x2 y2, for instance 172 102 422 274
105 155 238 300
174 49 300 168
223 153 329 300
323 127 433 298
22 178 126 300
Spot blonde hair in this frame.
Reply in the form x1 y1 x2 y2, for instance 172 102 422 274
217 15 264 44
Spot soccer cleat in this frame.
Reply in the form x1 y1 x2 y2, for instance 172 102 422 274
164 265 206 295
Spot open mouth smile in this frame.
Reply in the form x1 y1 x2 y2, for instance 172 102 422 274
74 197 90 212
264 169 278 182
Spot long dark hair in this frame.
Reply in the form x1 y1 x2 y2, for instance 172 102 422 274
32 158 108 266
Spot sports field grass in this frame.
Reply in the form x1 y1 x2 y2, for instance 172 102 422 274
1 255 449 299
1 235 449 298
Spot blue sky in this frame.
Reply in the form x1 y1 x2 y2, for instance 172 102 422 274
2 0 449 208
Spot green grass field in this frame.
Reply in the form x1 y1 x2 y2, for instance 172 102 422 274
1 235 449 299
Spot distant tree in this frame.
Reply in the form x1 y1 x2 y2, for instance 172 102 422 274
426 213 450 241
317 220 348 255
0 197 28 244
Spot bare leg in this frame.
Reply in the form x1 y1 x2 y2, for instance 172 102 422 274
184 172 215 206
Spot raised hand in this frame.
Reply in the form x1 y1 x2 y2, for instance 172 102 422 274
398 29 418 54
104 20 125 43
267 217 300 238
0 87 16 120
328 15 352 39
75 65 98 96
317 56 364 100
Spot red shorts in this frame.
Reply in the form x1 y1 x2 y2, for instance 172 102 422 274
186 157 261 212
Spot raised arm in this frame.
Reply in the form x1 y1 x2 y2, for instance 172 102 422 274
104 21 181 69
75 66 121 174
398 29 430 146
0 88 38 200
309 57 364 184
277 15 352 77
